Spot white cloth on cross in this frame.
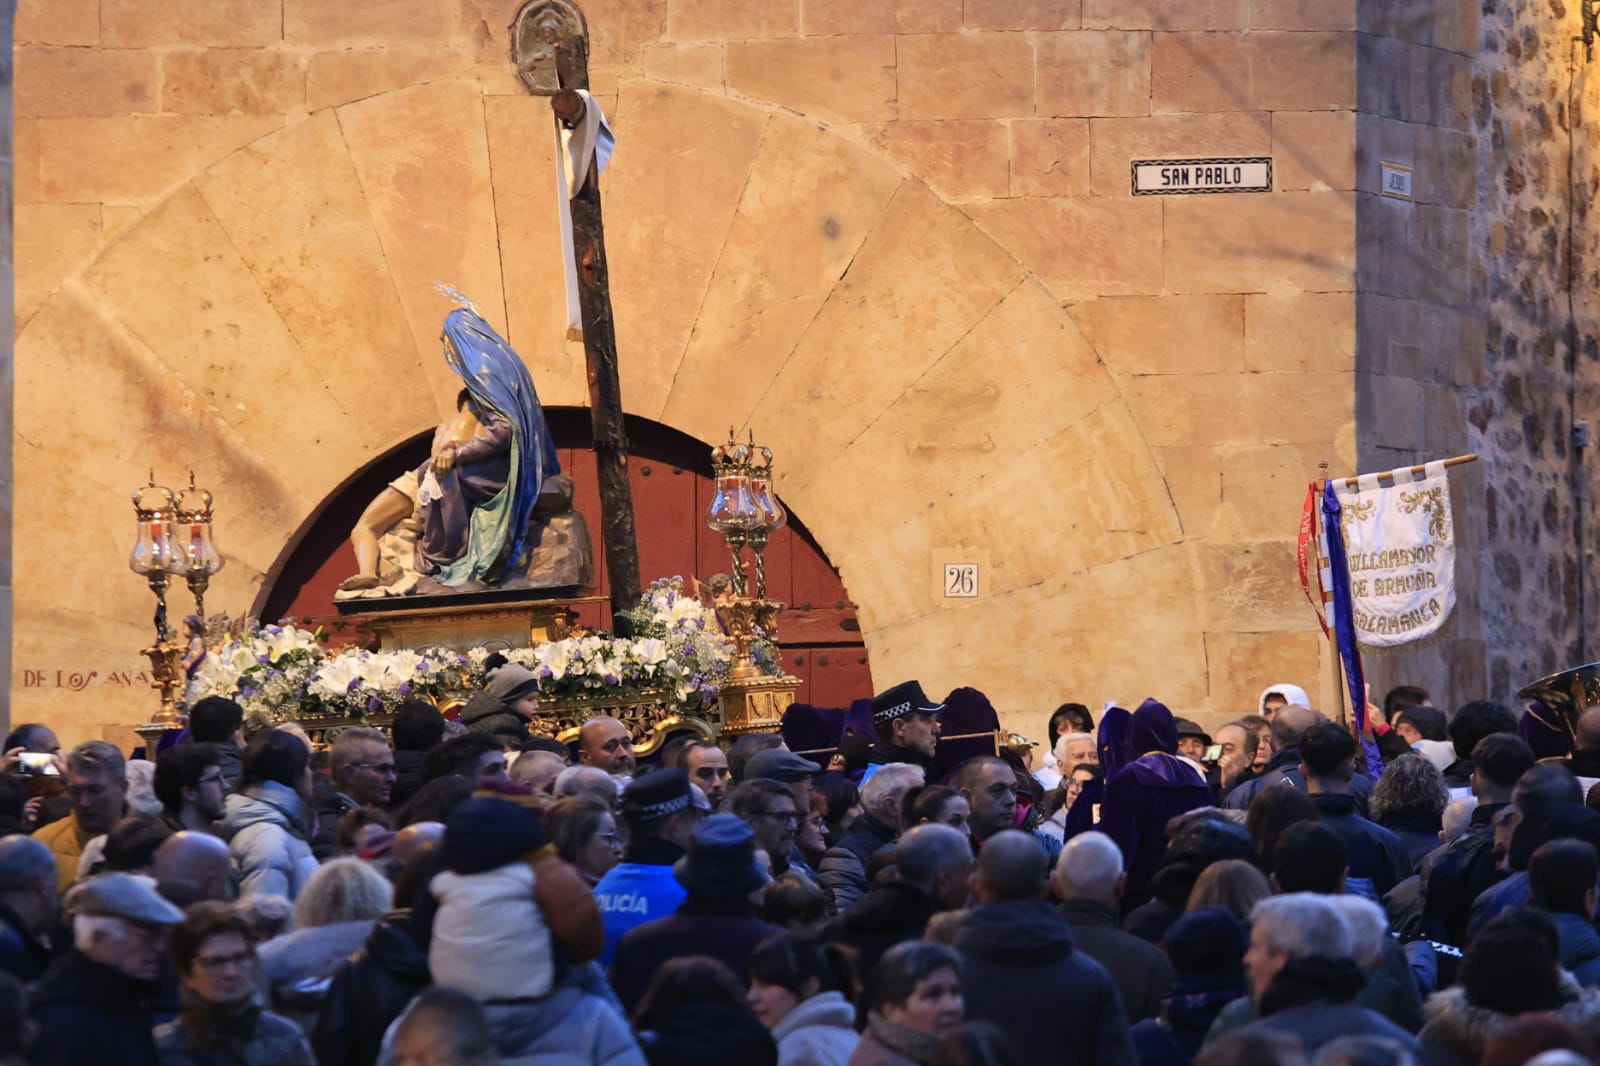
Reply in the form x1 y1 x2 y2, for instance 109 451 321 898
555 90 615 341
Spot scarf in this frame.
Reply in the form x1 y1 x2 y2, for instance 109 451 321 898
177 983 263 1050
866 1011 942 1065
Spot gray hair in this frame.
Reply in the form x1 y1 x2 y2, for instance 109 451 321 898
1249 892 1352 960
1327 895 1388 969
68 740 125 782
1053 732 1094 767
0 835 57 894
294 857 393 929
553 765 618 806
1441 796 1478 843
861 763 925 821
1056 831 1123 901
74 913 136 951
894 823 972 888
331 727 389 775
1370 752 1449 822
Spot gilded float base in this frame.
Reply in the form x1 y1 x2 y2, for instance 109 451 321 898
718 673 802 736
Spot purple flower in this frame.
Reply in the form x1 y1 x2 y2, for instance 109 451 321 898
367 696 382 713
257 654 270 664
399 682 412 696
539 667 553 679
604 674 619 686
347 678 362 692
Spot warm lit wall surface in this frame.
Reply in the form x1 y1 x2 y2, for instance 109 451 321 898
16 0 1486 746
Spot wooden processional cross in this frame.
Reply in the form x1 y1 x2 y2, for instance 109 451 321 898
510 0 643 630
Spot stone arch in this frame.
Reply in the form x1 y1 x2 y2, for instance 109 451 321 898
15 74 1194 742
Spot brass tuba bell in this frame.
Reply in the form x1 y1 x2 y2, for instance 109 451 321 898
1516 662 1600 745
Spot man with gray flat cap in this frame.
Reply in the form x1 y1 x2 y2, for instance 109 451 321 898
28 872 185 1066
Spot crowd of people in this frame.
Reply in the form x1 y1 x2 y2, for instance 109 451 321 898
2 671 1600 1066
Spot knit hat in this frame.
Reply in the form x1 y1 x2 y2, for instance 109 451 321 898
486 663 541 704
441 795 547 874
673 813 769 898
1165 907 1247 975
1395 705 1448 742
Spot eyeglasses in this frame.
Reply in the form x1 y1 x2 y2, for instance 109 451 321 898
196 951 253 973
754 810 800 824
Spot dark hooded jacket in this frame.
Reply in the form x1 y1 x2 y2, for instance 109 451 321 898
389 748 428 810
1309 792 1411 894
1223 747 1376 815
1060 899 1172 1023
0 899 50 984
1131 971 1247 1066
817 811 896 914
1122 816 1255 943
821 881 943 986
952 898 1135 1066
636 999 776 1066
1101 700 1213 906
1242 955 1419 1058
1418 800 1509 946
312 910 432 1066
28 949 163 1066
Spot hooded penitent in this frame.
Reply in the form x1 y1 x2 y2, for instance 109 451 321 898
1102 700 1214 906
423 307 561 586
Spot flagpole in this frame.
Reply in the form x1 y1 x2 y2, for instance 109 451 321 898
1318 460 1351 730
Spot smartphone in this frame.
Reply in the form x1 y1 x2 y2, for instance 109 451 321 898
1204 744 1223 763
17 753 58 775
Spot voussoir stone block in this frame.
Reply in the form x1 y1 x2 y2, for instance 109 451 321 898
898 32 1035 121
305 49 468 111
726 36 896 123
864 120 1010 200
37 115 285 205
967 196 1163 299
1071 294 1246 376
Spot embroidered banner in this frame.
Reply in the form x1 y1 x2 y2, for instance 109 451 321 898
1332 460 1455 648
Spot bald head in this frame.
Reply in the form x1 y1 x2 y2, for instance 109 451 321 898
153 831 236 907
976 830 1047 902
392 821 444 865
1054 831 1125 903
578 717 635 775
554 765 618 807
1270 704 1321 749
1578 706 1600 752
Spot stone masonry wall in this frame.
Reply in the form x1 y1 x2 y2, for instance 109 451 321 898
13 0 1366 746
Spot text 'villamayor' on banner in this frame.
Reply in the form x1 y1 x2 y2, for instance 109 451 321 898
1296 453 1479 738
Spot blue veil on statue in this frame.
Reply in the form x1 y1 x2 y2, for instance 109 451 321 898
434 306 561 586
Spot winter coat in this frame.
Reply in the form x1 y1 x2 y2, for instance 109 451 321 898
257 919 376 1035
593 838 688 966
1418 801 1507 945
32 811 91 896
952 897 1136 1066
1554 912 1600 988
612 897 781 1014
311 791 359 861
1222 747 1375 816
1243 1004 1419 1057
817 813 896 914
312 911 430 1066
1060 899 1174 1023
214 743 244 790
459 690 532 746
0 899 50 983
845 1033 918 1066
220 783 319 900
638 999 776 1066
771 991 859 1066
1377 811 1445 873
1466 870 1529 943
430 863 554 1001
486 975 647 1066
27 948 163 1066
1418 975 1600 1066
820 881 943 986
1309 793 1411 895
153 1000 315 1066
1130 974 1247 1066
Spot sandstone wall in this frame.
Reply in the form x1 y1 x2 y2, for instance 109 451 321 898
12 0 1365 746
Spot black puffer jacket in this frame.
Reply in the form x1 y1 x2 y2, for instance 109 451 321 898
820 881 942 985
1418 802 1508 946
312 910 431 1066
28 949 163 1066
816 812 896 914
